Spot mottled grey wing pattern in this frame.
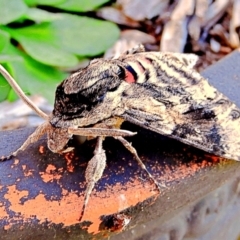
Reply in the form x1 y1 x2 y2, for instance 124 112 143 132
116 52 240 161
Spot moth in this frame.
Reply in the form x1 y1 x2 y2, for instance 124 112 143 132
1 45 240 222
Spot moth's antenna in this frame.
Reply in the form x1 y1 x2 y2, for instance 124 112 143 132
0 65 48 120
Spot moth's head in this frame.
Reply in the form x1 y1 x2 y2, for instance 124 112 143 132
47 124 72 153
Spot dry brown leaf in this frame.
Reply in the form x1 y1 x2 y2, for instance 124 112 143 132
117 0 169 21
160 0 195 52
195 0 209 19
210 24 231 46
97 7 140 27
229 0 240 48
104 30 156 58
121 30 155 43
203 0 231 29
210 38 221 52
188 16 201 41
188 0 209 40
171 0 195 20
104 39 139 59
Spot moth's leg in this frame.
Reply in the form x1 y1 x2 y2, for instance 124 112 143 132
114 136 166 190
1 121 49 161
69 116 136 138
68 127 136 138
79 136 106 222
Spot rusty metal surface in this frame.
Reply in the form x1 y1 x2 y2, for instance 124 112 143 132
0 49 240 239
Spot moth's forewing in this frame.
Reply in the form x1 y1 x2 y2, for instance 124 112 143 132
118 52 240 161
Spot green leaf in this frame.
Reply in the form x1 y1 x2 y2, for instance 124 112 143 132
7 88 18 102
24 8 62 22
18 39 78 68
4 14 119 66
54 0 110 12
0 30 10 52
50 14 120 56
0 0 28 24
0 54 22 62
24 0 65 6
5 24 79 68
2 45 67 103
0 73 11 102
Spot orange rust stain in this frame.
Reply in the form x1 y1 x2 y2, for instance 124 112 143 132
64 152 75 172
0 204 8 219
46 164 57 172
22 164 34 177
10 158 20 169
82 178 158 233
1 185 29 223
39 145 45 154
3 185 82 226
4 224 11 230
23 169 34 177
4 186 29 205
154 155 223 183
205 155 221 163
1 177 157 235
1 153 228 234
201 160 208 168
40 164 62 183
14 159 19 165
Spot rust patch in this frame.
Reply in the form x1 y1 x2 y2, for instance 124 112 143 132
3 224 11 230
64 152 76 173
45 164 57 172
1 175 157 234
39 145 45 154
82 178 157 233
0 204 8 219
153 153 226 183
13 159 19 165
40 164 62 183
3 185 81 226
4 185 29 205
22 164 34 177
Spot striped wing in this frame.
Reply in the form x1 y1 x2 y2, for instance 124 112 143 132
117 52 240 161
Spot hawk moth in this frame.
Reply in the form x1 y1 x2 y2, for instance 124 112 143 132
1 45 240 222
